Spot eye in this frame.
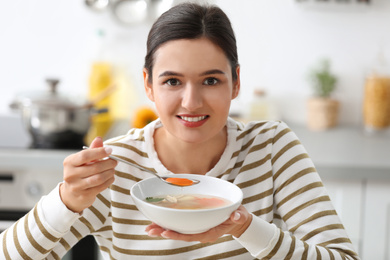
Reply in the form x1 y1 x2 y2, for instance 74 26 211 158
203 77 219 86
164 78 181 86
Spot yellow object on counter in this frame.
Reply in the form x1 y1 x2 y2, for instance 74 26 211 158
86 62 114 144
132 106 158 128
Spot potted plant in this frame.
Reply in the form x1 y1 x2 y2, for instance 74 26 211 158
307 59 339 131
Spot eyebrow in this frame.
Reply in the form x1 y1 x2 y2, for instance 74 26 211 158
158 69 226 78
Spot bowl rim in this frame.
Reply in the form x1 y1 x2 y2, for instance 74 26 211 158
130 175 243 213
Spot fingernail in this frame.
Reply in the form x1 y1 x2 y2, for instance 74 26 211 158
104 147 113 155
233 212 240 221
161 232 169 239
95 136 102 141
148 231 158 237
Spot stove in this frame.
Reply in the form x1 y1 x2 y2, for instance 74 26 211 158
0 113 101 259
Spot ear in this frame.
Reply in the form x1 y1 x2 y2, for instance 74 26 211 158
143 68 155 102
232 66 240 100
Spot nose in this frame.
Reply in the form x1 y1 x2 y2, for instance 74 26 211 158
181 83 203 111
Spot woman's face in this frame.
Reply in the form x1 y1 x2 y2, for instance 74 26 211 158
143 37 240 144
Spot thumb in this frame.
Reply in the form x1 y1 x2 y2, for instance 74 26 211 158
90 136 104 149
230 207 249 225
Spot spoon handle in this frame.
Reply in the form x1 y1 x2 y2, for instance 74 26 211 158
82 146 157 175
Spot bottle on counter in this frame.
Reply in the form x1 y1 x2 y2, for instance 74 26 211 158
86 29 140 143
362 47 390 134
247 88 279 122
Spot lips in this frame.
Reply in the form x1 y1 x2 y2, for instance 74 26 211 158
177 115 209 127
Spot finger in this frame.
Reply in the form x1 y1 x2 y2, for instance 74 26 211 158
230 205 248 224
90 136 103 148
85 173 115 194
67 147 113 167
83 167 116 189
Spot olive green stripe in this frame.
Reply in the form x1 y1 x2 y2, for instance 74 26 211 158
79 217 95 233
242 188 273 204
13 220 32 260
194 247 249 260
114 170 142 182
113 155 156 173
95 225 113 233
272 127 292 144
111 216 151 225
236 121 269 140
318 237 352 248
49 250 61 260
107 142 148 157
33 206 59 242
110 184 130 195
2 228 11 260
236 170 272 189
252 204 274 217
265 229 284 259
247 138 273 155
276 181 324 209
89 205 106 224
238 154 271 175
113 231 164 240
24 211 49 254
290 210 338 233
273 154 311 182
111 235 233 256
302 242 309 260
70 226 83 240
324 247 336 260
302 224 345 241
283 196 331 222
96 193 111 208
271 139 301 165
285 235 296 260
99 246 117 260
274 167 316 195
111 201 138 211
316 246 322 260
327 247 359 259
59 237 71 251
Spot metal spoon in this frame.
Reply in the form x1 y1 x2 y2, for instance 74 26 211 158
82 146 200 187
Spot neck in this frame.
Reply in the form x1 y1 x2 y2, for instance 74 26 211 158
154 127 227 175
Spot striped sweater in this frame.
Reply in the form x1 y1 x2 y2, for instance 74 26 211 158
0 118 359 259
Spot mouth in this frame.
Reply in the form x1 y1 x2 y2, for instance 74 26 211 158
177 115 209 122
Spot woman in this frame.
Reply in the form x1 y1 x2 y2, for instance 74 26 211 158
0 3 359 259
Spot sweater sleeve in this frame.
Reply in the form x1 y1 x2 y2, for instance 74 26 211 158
0 183 80 259
235 121 360 260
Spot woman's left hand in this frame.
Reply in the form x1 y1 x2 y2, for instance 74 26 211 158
145 205 252 243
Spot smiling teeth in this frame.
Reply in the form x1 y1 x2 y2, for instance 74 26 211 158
180 116 207 122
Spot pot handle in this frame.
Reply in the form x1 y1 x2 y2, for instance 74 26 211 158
92 107 109 114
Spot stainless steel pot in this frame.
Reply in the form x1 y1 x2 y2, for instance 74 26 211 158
10 79 107 149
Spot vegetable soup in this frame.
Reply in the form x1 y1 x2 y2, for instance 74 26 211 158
145 194 232 210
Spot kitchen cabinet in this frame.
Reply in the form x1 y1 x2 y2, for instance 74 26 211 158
321 178 364 254
360 180 390 260
288 123 390 259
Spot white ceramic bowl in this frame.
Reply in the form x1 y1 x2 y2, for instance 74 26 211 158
130 174 243 234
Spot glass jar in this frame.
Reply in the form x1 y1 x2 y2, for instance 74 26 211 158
362 75 390 133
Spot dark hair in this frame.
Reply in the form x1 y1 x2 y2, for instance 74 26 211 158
144 2 239 83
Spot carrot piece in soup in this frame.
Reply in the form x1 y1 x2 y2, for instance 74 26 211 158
165 177 194 186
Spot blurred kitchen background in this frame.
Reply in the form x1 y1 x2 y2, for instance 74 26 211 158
1 0 390 259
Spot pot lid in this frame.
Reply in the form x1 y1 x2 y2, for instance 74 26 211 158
14 79 85 109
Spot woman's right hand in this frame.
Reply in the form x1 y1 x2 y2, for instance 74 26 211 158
60 137 117 213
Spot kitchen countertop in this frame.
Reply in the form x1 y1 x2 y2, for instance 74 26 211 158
288 123 390 180
0 124 389 180
0 148 75 171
